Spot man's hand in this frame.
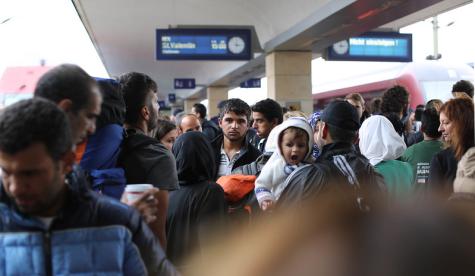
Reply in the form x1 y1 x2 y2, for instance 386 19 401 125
121 188 160 223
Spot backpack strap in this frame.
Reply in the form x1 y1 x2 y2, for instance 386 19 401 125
331 155 370 212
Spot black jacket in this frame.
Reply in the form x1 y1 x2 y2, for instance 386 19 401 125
277 162 344 208
210 133 261 180
201 119 220 141
0 183 179 276
428 147 458 196
278 142 386 209
406 131 424 148
167 132 227 267
247 128 262 153
118 128 178 190
231 151 272 176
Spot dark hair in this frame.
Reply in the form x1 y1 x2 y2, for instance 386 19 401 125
440 98 474 160
381 85 409 115
414 105 425 121
219 98 251 122
360 110 371 124
452 80 474 98
118 72 158 125
95 78 125 129
326 123 356 144
252 98 284 124
421 108 441 138
34 64 97 114
217 100 228 110
0 98 72 160
192 103 207 119
384 112 404 136
155 119 177 141
370 97 382 115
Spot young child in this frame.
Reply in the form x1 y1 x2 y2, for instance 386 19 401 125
254 117 314 211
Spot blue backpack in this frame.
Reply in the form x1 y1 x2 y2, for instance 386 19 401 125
80 124 127 199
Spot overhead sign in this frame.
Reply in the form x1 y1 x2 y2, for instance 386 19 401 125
174 78 196 89
240 78 261 88
168 93 176 103
158 100 166 109
156 28 251 60
327 32 412 62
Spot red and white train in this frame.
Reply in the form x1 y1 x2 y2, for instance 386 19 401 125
313 61 474 110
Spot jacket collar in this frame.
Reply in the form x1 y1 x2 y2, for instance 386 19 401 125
213 133 251 155
0 181 89 231
319 142 355 160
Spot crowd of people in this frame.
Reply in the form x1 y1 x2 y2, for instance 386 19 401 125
0 63 474 275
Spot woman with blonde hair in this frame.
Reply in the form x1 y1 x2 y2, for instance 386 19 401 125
428 97 474 196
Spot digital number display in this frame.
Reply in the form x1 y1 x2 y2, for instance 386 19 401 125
327 32 412 62
161 36 227 55
156 29 251 60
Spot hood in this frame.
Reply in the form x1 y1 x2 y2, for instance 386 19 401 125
359 115 406 166
265 117 314 162
122 128 159 151
172 132 215 184
95 79 126 130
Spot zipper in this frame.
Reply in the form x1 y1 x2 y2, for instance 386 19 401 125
43 231 52 276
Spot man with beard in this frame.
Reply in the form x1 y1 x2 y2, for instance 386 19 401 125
211 98 261 179
34 64 102 147
118 72 179 249
33 64 102 194
0 98 178 275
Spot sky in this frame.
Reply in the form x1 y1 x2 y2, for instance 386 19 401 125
0 0 108 76
1 0 474 106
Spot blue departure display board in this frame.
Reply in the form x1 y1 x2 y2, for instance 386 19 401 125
327 32 412 62
156 29 251 60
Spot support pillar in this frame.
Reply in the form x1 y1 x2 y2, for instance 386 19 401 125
266 51 313 115
207 86 228 118
184 98 199 113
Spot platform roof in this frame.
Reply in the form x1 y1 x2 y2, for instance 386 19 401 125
73 0 470 101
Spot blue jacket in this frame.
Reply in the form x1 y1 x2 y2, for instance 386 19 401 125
0 222 145 275
0 185 179 276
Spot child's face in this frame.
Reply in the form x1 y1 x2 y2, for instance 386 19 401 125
280 131 308 165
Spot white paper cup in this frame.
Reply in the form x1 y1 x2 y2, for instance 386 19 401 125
125 184 154 203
